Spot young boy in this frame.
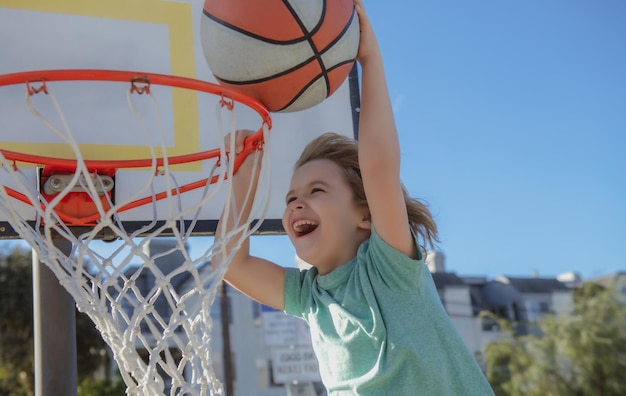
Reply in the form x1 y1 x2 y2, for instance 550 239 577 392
216 1 494 394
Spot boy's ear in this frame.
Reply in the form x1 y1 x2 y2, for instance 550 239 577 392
359 210 372 230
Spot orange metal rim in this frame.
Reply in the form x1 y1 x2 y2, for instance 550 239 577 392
0 69 271 170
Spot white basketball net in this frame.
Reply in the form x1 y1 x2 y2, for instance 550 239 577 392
0 78 271 395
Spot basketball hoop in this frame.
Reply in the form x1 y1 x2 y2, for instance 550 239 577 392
0 69 272 395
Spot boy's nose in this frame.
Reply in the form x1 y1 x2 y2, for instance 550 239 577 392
289 199 305 210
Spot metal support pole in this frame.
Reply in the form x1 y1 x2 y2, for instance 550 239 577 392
32 239 78 396
220 281 234 396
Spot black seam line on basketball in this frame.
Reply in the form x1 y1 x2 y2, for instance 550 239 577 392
274 59 355 112
203 9 309 45
217 54 319 85
217 55 354 86
281 0 330 96
322 8 357 58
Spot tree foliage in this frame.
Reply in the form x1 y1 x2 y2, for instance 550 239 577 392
77 377 127 396
0 245 120 395
0 245 35 395
485 282 626 396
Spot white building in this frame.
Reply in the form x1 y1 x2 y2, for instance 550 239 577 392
592 271 626 303
427 251 576 354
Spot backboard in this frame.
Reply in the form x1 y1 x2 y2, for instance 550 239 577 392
0 0 359 238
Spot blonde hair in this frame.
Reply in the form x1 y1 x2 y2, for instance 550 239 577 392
295 132 439 249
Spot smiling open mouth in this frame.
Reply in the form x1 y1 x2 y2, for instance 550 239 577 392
293 219 318 237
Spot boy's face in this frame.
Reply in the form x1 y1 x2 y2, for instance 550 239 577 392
282 159 370 274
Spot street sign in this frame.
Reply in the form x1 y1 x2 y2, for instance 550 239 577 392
261 305 312 347
261 305 321 384
271 346 322 384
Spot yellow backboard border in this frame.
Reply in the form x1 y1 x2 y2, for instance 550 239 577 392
1 0 201 166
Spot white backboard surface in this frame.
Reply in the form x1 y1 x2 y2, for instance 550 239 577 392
0 0 359 237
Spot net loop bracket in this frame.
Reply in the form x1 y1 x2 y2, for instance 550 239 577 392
130 76 151 95
154 167 164 177
243 133 264 153
26 79 48 96
215 154 226 169
220 95 235 111
251 136 264 152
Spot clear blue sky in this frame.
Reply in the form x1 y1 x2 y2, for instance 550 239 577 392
251 0 626 280
4 1 624 281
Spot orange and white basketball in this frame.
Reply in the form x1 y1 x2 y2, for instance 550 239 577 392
200 0 359 113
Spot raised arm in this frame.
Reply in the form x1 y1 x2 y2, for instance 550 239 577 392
354 0 417 258
213 130 286 310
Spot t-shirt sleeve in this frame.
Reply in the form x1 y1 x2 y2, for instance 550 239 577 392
364 225 426 292
283 267 308 319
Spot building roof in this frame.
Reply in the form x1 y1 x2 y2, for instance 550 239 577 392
430 272 466 289
496 276 569 293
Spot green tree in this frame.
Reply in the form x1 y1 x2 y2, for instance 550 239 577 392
485 282 626 396
0 245 121 395
0 245 35 395
77 377 127 396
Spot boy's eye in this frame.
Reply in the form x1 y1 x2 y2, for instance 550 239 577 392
286 196 296 204
311 188 323 194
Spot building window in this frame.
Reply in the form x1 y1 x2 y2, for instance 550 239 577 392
526 301 549 322
252 301 261 321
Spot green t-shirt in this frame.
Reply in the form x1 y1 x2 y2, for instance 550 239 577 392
284 227 494 395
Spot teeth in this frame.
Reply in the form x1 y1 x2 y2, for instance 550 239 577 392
293 219 317 233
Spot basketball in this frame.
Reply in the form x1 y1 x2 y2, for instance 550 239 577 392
200 0 360 113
